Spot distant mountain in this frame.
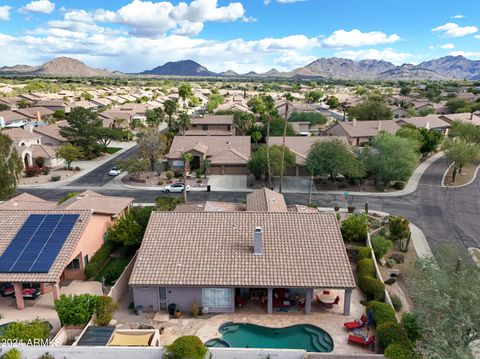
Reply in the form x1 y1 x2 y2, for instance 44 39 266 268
261 68 283 77
141 60 216 76
243 71 259 77
418 55 480 80
219 69 238 77
376 64 449 81
0 57 113 77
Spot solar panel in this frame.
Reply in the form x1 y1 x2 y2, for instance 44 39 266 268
0 214 80 274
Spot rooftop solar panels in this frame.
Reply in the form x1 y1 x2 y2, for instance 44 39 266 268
0 214 79 274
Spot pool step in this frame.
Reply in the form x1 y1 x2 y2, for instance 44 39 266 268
303 327 330 352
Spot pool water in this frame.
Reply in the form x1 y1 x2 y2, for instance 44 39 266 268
206 322 334 352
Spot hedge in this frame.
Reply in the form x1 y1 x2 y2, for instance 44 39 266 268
356 247 371 260
357 258 376 278
357 258 385 301
366 301 397 327
377 322 410 348
384 343 419 359
85 242 113 278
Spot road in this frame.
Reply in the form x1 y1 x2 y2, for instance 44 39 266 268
21 155 480 252
67 145 140 187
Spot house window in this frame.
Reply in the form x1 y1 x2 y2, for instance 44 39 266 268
202 288 232 308
66 258 81 270
202 125 208 131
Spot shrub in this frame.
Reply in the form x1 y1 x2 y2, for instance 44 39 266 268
384 343 419 359
2 320 50 342
366 300 397 326
84 242 113 278
95 296 119 326
386 258 397 268
165 171 174 180
58 191 80 204
51 175 61 182
391 294 403 311
191 302 199 318
356 247 371 260
164 335 208 359
371 235 393 259
173 170 183 178
25 165 41 177
359 276 385 301
55 294 100 326
389 253 405 264
393 181 405 190
357 258 376 278
41 167 50 175
389 216 410 241
35 157 45 167
38 353 55 359
104 267 121 285
401 313 421 342
341 214 368 242
156 196 184 211
347 205 355 213
2 348 21 359
74 166 81 171
377 322 410 348
157 180 164 186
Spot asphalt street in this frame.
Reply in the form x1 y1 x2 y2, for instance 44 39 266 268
21 155 480 252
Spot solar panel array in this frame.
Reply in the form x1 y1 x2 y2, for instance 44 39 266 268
0 214 79 273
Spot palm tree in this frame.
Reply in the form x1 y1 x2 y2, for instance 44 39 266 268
181 152 193 203
163 99 178 130
177 112 191 135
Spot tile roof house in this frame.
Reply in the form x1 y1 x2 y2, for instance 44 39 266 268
185 115 235 136
0 110 30 128
0 193 57 210
396 115 451 135
13 107 54 123
56 190 134 217
268 136 350 176
323 119 401 146
32 121 67 146
246 187 288 212
166 136 251 175
130 211 355 315
439 113 480 127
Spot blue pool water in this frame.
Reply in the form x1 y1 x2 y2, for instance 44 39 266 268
205 322 334 352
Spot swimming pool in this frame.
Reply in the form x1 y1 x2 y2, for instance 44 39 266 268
205 322 334 352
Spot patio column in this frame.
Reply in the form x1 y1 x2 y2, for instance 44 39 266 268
344 288 352 315
267 288 273 314
13 283 25 310
52 282 60 301
305 288 313 314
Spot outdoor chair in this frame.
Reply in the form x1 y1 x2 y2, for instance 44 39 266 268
348 335 375 350
344 315 368 330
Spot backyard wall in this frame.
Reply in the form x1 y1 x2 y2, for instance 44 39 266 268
108 253 137 303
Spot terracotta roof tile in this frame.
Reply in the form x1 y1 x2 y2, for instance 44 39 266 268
247 188 288 212
57 190 133 215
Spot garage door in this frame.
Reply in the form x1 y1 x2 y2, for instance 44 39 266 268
209 165 248 175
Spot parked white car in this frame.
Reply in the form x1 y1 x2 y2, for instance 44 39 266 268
162 183 191 193
108 167 121 176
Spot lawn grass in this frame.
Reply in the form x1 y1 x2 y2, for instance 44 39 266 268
106 147 122 154
95 256 132 284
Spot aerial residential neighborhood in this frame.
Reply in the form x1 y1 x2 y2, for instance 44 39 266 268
0 1 479 359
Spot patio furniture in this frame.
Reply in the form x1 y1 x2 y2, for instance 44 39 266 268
333 296 340 305
344 315 368 330
235 295 247 307
323 290 330 295
348 335 375 350
316 294 336 308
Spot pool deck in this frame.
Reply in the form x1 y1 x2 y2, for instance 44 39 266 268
115 287 376 355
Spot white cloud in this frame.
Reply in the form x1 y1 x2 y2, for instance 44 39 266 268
440 43 455 49
432 22 478 38
451 15 464 19
0 6 11 21
335 48 413 65
323 29 400 48
170 0 244 23
20 0 55 14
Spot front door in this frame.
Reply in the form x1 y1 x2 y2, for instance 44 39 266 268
159 287 167 310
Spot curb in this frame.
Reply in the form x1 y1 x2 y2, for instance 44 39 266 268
441 161 480 189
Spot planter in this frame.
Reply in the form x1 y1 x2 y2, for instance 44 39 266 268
334 206 340 212
174 310 182 318
347 206 356 213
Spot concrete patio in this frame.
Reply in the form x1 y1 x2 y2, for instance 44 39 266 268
0 280 103 333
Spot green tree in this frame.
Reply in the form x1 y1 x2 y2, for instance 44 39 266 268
400 86 412 96
163 99 178 130
53 109 66 120
55 294 100 326
206 94 225 112
18 99 31 108
145 107 165 132
115 156 148 180
247 95 267 115
327 96 339 108
449 121 480 145
59 107 104 159
248 145 295 182
137 130 167 171
0 133 23 200
56 144 83 170
188 95 201 107
341 214 368 242
443 138 480 182
305 90 323 103
233 112 257 136
288 112 328 126
177 112 191 135
411 244 480 359
348 96 393 121
95 296 119 326
98 127 125 150
2 320 50 342
178 83 193 107
261 116 296 137
107 206 154 247
306 139 364 182
81 92 93 101
0 103 10 111
362 133 418 186
418 107 435 117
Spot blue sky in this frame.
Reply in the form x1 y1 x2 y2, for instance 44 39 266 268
0 0 479 73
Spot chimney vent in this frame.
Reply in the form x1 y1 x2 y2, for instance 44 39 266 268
253 226 263 256
377 121 382 130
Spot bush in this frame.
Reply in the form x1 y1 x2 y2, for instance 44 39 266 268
386 258 397 268
389 253 405 264
25 165 41 177
393 181 405 190
157 180 164 186
58 191 80 204
384 343 419 359
95 296 119 326
84 242 113 278
2 348 21 359
377 322 410 348
366 300 397 326
371 235 393 259
356 247 372 260
357 258 376 278
104 267 121 285
2 320 51 342
391 295 403 311
41 167 50 175
359 276 385 301
401 313 421 342
389 216 410 241
75 166 81 171
156 196 184 211
165 171 174 180
173 170 183 178
341 214 368 242
35 156 45 168
164 335 208 359
51 175 61 182
55 294 100 326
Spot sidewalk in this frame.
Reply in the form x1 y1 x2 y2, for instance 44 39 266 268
19 141 138 189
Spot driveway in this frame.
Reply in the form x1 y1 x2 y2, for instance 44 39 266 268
207 175 247 192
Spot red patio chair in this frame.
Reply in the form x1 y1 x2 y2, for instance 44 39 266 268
348 335 375 350
344 315 368 330
333 296 340 305
323 290 330 295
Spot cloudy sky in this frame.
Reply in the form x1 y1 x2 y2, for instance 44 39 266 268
0 0 479 73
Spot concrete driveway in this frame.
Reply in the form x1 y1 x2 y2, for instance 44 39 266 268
207 175 247 192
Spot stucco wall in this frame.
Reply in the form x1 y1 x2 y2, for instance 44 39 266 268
166 287 202 312
133 287 159 311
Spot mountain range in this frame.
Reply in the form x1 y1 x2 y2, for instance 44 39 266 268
1 55 480 80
